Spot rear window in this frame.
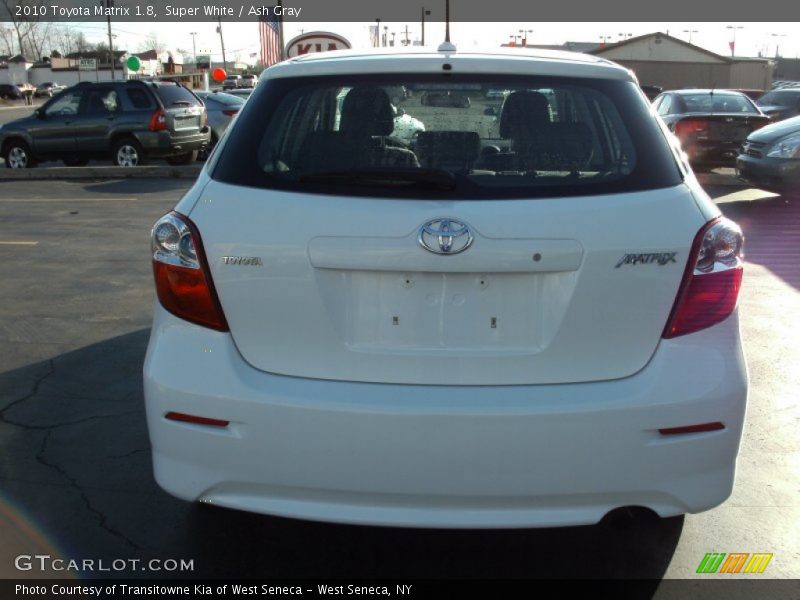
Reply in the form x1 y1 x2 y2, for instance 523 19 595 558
152 84 201 107
681 93 757 113
758 90 800 106
213 74 682 199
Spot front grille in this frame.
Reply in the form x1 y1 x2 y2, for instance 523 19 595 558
743 140 767 158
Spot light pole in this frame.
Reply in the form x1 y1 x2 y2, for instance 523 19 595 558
383 26 388 47
375 19 381 48
600 35 613 47
190 32 197 65
726 25 744 57
682 29 698 44
771 33 787 58
519 29 532 46
421 7 431 46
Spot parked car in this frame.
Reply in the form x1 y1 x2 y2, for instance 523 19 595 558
640 84 663 101
224 88 253 100
420 90 471 108
222 75 242 90
194 91 244 155
736 114 800 195
0 80 209 168
144 49 747 529
240 74 258 88
34 82 66 98
0 84 23 100
653 89 769 170
756 88 800 123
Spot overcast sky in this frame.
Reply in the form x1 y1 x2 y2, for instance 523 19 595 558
71 21 800 65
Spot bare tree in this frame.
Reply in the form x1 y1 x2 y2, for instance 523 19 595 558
2 0 38 58
139 32 164 53
0 25 15 55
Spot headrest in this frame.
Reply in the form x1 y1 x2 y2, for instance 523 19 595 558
339 86 395 136
499 91 552 139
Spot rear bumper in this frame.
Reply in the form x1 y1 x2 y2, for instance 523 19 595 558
144 305 748 528
686 142 743 167
136 129 211 157
736 153 800 192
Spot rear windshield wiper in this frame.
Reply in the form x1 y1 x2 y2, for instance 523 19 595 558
298 167 457 190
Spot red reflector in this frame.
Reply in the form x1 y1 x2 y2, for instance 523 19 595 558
676 118 708 137
663 268 742 338
222 109 239 116
659 422 725 435
165 412 229 427
153 261 228 331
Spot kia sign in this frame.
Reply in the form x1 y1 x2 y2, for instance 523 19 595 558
285 32 351 59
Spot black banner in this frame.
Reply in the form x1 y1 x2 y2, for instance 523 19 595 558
3 579 800 600
0 0 798 23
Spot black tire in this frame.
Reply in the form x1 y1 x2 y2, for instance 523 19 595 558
63 157 89 167
198 135 217 161
166 150 198 166
111 137 146 167
3 139 37 169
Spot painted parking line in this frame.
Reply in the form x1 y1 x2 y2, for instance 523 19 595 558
0 197 138 203
0 241 38 245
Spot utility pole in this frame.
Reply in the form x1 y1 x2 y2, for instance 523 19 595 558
402 25 410 46
375 18 381 48
106 0 115 80
217 17 227 71
421 7 431 46
383 26 388 47
190 31 197 65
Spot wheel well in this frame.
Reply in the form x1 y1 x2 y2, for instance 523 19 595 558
1 136 29 155
110 133 139 149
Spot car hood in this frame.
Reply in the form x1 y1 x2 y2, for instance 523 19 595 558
747 114 800 143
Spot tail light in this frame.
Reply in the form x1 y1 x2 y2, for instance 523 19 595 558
151 212 228 331
663 217 744 338
222 109 239 116
148 108 167 132
675 119 708 137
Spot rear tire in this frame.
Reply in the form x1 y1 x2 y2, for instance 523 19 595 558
3 140 36 168
112 138 145 167
166 150 198 165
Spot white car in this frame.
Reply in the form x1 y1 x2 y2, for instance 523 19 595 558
144 47 747 528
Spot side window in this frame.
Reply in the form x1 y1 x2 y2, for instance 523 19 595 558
82 88 121 114
45 91 82 116
126 87 154 110
657 95 673 116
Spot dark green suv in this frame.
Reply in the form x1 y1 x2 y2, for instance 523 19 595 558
0 80 210 168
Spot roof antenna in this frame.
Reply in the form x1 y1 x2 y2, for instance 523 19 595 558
437 0 456 52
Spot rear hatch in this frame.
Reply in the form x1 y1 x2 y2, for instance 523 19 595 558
152 83 205 138
190 182 703 385
189 67 705 385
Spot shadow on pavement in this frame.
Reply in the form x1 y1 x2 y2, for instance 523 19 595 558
0 331 682 585
82 179 194 195
717 194 800 291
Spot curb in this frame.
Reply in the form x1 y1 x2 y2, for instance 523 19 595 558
695 171 744 187
0 165 202 180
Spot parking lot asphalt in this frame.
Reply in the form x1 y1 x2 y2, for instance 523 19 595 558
0 179 798 581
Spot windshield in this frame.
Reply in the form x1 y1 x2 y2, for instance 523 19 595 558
681 93 757 113
213 74 682 199
758 90 800 106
